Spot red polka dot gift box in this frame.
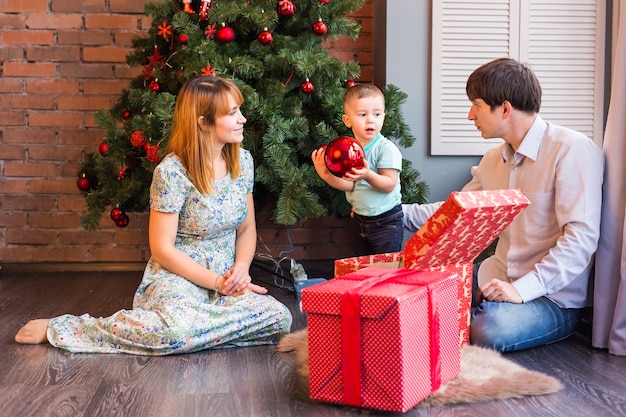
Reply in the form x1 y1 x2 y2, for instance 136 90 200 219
334 189 531 347
301 267 460 412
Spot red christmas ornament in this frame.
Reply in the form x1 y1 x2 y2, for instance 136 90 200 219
130 130 146 148
313 19 327 36
277 0 296 18
146 144 162 163
98 142 110 156
183 0 195 14
199 0 213 21
324 136 365 177
258 28 273 45
346 80 357 88
301 79 315 94
122 109 131 120
76 174 90 192
216 24 235 44
115 213 130 228
178 34 189 44
149 79 161 92
118 168 127 182
318 0 330 3
110 207 125 222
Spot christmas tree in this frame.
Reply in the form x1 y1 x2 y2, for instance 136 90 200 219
77 0 429 230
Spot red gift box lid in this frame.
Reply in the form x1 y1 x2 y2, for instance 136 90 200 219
301 267 457 318
404 189 529 268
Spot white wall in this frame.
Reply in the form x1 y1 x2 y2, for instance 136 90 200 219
385 0 481 203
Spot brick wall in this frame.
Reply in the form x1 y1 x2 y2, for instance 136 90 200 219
0 0 373 266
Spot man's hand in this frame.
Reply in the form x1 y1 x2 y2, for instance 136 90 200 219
477 278 523 304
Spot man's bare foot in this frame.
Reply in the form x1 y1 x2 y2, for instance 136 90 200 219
15 319 50 344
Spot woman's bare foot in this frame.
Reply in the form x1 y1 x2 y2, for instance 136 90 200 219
15 319 50 344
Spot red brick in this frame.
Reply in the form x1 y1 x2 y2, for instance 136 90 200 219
0 111 26 126
29 179 80 194
3 128 57 144
58 30 112 46
0 180 27 194
0 144 26 160
29 246 89 262
0 94 55 110
0 45 24 61
26 79 80 95
4 162 57 177
0 30 55 45
29 145 83 161
0 246 35 262
83 47 133 63
57 196 88 212
2 62 57 77
110 0 149 14
0 212 27 227
51 0 106 13
60 63 116 78
91 247 144 262
27 46 81 62
60 230 114 246
26 13 83 29
86 14 141 30
6 229 58 245
29 112 82 127
0 14 26 27
1 195 56 211
83 80 129 95
58 128 104 145
0 78 24 93
58 95 112 111
2 0 48 13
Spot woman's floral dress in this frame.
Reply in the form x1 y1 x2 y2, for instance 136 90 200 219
47 150 293 355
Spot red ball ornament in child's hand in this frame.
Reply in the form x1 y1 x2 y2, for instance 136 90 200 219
324 136 365 177
216 25 235 43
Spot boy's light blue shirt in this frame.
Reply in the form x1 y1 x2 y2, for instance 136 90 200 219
346 133 403 216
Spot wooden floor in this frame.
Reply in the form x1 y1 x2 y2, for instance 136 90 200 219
2 262 626 417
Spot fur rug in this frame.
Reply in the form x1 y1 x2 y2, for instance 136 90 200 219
277 329 563 408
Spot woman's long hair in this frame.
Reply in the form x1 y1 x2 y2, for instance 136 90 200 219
166 76 244 194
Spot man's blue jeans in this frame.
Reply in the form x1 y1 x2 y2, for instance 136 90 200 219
471 263 581 352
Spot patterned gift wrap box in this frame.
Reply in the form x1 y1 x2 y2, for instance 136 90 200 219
334 189 531 346
301 267 461 412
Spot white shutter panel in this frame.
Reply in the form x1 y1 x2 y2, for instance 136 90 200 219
522 0 605 146
431 0 605 155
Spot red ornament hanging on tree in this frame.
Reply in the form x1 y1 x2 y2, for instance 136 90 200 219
323 136 366 177
318 0 330 4
199 0 213 21
110 207 125 222
301 79 314 94
277 0 296 18
77 173 90 191
115 213 130 228
118 168 127 182
216 23 235 44
98 142 110 156
130 130 146 148
145 144 162 163
178 33 189 44
149 79 161 92
313 19 327 36
183 0 195 14
258 28 273 45
346 80 357 88
122 109 131 120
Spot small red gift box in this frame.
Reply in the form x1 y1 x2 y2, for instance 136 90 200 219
334 189 530 346
301 267 460 412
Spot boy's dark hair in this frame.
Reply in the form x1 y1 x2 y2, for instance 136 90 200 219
466 58 542 113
